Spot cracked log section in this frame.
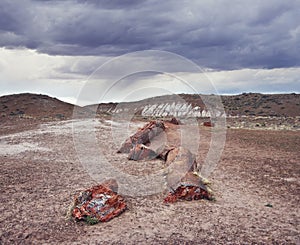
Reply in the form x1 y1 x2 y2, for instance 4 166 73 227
72 179 126 223
118 118 213 203
117 120 165 153
128 144 158 161
163 146 213 203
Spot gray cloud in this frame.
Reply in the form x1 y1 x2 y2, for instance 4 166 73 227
0 0 299 70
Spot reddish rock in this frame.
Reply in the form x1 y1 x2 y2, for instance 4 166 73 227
128 144 157 161
156 145 175 161
118 120 165 153
164 172 212 203
165 147 197 191
72 179 126 223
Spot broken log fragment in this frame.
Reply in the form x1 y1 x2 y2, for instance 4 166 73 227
156 144 175 161
165 147 198 192
72 179 126 223
128 144 158 161
163 147 213 203
164 172 213 203
117 120 165 153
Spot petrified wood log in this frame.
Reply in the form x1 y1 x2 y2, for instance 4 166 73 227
164 147 197 191
117 121 165 153
115 119 214 204
164 172 212 203
72 179 126 223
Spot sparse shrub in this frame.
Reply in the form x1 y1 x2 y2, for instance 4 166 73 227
86 216 99 225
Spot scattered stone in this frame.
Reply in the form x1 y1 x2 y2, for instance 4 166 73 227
265 203 273 208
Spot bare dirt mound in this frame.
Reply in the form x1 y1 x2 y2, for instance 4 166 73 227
0 93 93 136
0 93 74 120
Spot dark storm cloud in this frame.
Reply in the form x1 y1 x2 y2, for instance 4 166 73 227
0 0 299 70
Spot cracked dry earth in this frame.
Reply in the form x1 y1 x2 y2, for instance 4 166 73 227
0 119 299 244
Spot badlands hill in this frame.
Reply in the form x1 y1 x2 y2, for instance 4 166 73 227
0 93 88 121
1 92 299 122
92 93 300 118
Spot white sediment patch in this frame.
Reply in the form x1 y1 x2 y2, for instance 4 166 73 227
0 119 99 156
0 140 51 155
0 119 147 158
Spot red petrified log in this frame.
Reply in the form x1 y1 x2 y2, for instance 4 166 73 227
72 179 126 223
165 147 198 191
164 172 212 203
163 148 213 203
117 121 165 153
116 119 214 205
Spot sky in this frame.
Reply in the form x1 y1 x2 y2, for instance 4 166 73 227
0 0 299 105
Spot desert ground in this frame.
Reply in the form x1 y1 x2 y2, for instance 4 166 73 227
0 116 299 244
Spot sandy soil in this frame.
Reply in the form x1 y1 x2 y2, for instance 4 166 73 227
0 119 299 244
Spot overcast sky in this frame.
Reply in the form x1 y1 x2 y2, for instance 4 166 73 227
0 0 299 105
